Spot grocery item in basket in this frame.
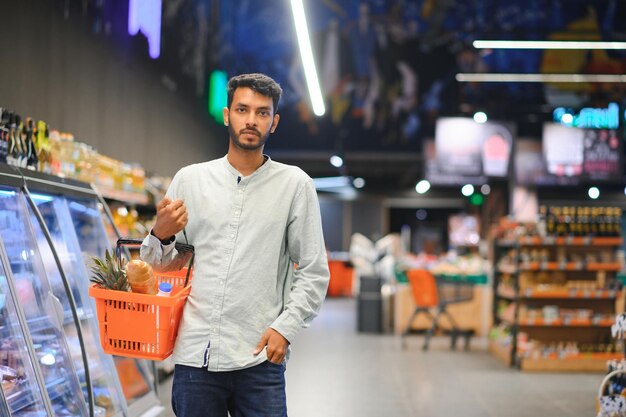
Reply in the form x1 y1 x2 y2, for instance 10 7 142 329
157 282 173 297
89 250 130 292
126 260 158 295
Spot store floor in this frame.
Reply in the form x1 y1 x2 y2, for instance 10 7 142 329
156 298 600 417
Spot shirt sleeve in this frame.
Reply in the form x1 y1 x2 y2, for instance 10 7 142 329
270 178 330 342
140 232 178 270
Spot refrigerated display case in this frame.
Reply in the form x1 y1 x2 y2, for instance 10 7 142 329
63 194 159 414
0 233 61 417
0 164 162 417
0 185 90 416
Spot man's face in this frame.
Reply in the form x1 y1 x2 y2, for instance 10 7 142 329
224 87 280 151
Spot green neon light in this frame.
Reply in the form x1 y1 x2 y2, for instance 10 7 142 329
208 70 228 124
470 193 484 206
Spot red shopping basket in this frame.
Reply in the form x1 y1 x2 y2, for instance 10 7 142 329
88 238 194 360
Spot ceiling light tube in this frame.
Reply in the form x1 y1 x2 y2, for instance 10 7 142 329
290 0 325 116
313 176 351 189
456 73 626 83
473 40 626 50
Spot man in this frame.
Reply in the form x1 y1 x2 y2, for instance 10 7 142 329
141 73 330 416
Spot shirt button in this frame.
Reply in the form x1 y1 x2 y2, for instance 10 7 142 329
230 234 235 239
219 280 224 285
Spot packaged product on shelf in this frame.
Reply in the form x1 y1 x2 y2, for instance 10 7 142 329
0 364 18 395
121 162 133 192
75 142 98 184
35 120 53 174
95 154 119 191
0 109 8 164
130 163 146 194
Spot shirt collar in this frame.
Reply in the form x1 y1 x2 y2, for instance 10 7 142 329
221 155 272 182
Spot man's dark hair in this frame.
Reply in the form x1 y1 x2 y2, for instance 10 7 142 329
227 73 283 114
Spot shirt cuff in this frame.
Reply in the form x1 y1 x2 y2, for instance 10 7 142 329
270 312 302 344
150 229 176 245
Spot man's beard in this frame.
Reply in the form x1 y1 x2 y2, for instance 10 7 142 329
229 124 270 151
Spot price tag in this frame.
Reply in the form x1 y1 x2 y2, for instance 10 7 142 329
544 236 556 245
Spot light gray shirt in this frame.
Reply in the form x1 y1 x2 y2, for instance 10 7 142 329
141 155 329 371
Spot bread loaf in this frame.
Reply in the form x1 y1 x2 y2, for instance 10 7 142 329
126 260 158 295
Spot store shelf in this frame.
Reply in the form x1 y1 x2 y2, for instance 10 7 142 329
518 262 622 272
519 354 622 372
491 224 622 372
497 286 618 300
516 236 623 247
95 186 149 206
518 318 613 327
6 386 36 414
519 288 620 299
489 340 621 371
6 376 67 414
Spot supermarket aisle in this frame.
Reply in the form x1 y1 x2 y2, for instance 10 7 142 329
157 298 600 417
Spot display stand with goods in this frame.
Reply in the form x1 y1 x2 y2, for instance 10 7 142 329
490 206 624 372
89 238 194 361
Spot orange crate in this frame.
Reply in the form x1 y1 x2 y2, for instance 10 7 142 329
88 268 193 360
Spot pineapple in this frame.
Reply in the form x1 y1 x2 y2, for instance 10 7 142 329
89 250 130 292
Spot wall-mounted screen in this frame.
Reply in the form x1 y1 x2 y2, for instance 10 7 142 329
516 123 622 186
426 117 514 185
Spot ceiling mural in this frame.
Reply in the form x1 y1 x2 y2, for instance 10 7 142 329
59 0 626 157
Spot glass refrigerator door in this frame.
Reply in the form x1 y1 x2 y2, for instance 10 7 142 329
64 196 159 414
27 193 126 417
0 188 88 416
0 241 49 416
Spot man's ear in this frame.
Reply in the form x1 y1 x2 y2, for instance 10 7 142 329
270 113 280 133
223 107 229 126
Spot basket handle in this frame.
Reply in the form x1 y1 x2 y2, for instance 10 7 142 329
183 252 194 287
598 368 626 398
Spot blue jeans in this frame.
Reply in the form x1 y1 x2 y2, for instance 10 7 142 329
171 362 287 417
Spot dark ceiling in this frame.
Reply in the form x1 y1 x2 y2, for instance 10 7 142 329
58 0 626 193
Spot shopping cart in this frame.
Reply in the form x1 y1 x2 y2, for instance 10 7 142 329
88 238 194 360
401 269 475 351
